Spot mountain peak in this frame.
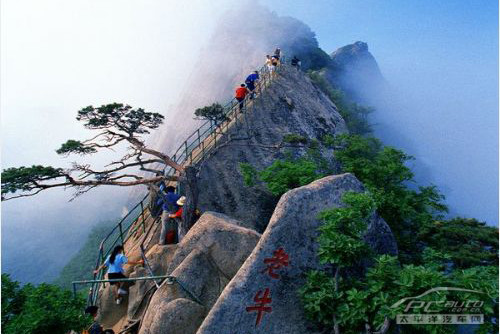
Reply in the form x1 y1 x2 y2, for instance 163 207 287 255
324 41 385 102
331 40 369 58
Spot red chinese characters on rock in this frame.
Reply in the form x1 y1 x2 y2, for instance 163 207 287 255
245 288 273 327
246 247 291 327
262 247 290 279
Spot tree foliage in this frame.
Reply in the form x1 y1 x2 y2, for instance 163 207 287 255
2 103 183 201
194 103 228 124
254 156 325 196
239 163 258 187
317 192 376 267
300 194 499 334
77 103 164 134
1 274 91 334
282 133 309 145
418 217 498 269
333 134 448 264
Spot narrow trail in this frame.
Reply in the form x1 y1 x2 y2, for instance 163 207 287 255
75 59 287 322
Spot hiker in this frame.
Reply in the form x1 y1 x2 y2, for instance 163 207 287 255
274 47 281 60
157 185 181 245
291 55 301 70
84 306 103 334
245 71 260 98
169 196 185 219
266 55 274 74
235 84 249 110
271 56 279 78
163 196 185 243
93 245 143 305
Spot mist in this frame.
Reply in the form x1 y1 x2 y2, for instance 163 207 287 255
1 0 235 283
360 58 498 225
262 0 499 225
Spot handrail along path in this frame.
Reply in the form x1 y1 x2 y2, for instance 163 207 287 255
79 58 286 307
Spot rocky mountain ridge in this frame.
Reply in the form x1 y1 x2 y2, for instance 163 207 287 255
95 62 398 334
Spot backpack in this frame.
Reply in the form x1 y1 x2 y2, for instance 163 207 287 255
149 189 163 218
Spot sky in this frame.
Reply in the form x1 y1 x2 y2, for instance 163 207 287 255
1 0 498 282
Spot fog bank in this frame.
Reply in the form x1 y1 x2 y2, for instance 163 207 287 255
1 0 234 283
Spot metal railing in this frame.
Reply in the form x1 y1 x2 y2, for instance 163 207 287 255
74 275 202 305
83 57 286 307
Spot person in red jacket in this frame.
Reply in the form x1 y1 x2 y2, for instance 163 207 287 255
235 84 249 111
166 196 185 244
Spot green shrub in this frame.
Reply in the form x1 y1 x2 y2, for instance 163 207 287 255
308 72 372 135
2 274 91 334
321 134 335 148
418 217 499 269
283 133 308 145
300 193 499 334
260 157 323 196
239 163 258 187
308 139 320 149
333 134 448 264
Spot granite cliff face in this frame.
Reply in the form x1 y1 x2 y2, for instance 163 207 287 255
97 63 398 333
182 65 347 232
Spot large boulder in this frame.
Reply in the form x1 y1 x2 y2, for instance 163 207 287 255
127 245 177 320
167 211 262 277
138 212 261 334
197 173 397 334
143 298 206 334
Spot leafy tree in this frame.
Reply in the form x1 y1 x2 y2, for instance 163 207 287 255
333 134 448 263
300 194 499 334
1 274 91 334
321 134 336 148
2 103 183 201
418 217 499 269
2 275 26 325
282 133 309 145
194 103 228 124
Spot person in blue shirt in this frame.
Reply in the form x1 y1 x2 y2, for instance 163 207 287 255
245 71 260 98
156 185 181 245
94 245 143 304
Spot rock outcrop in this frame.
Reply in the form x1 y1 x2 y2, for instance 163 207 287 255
197 173 397 334
152 4 333 155
184 65 347 232
138 212 261 334
322 41 386 102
